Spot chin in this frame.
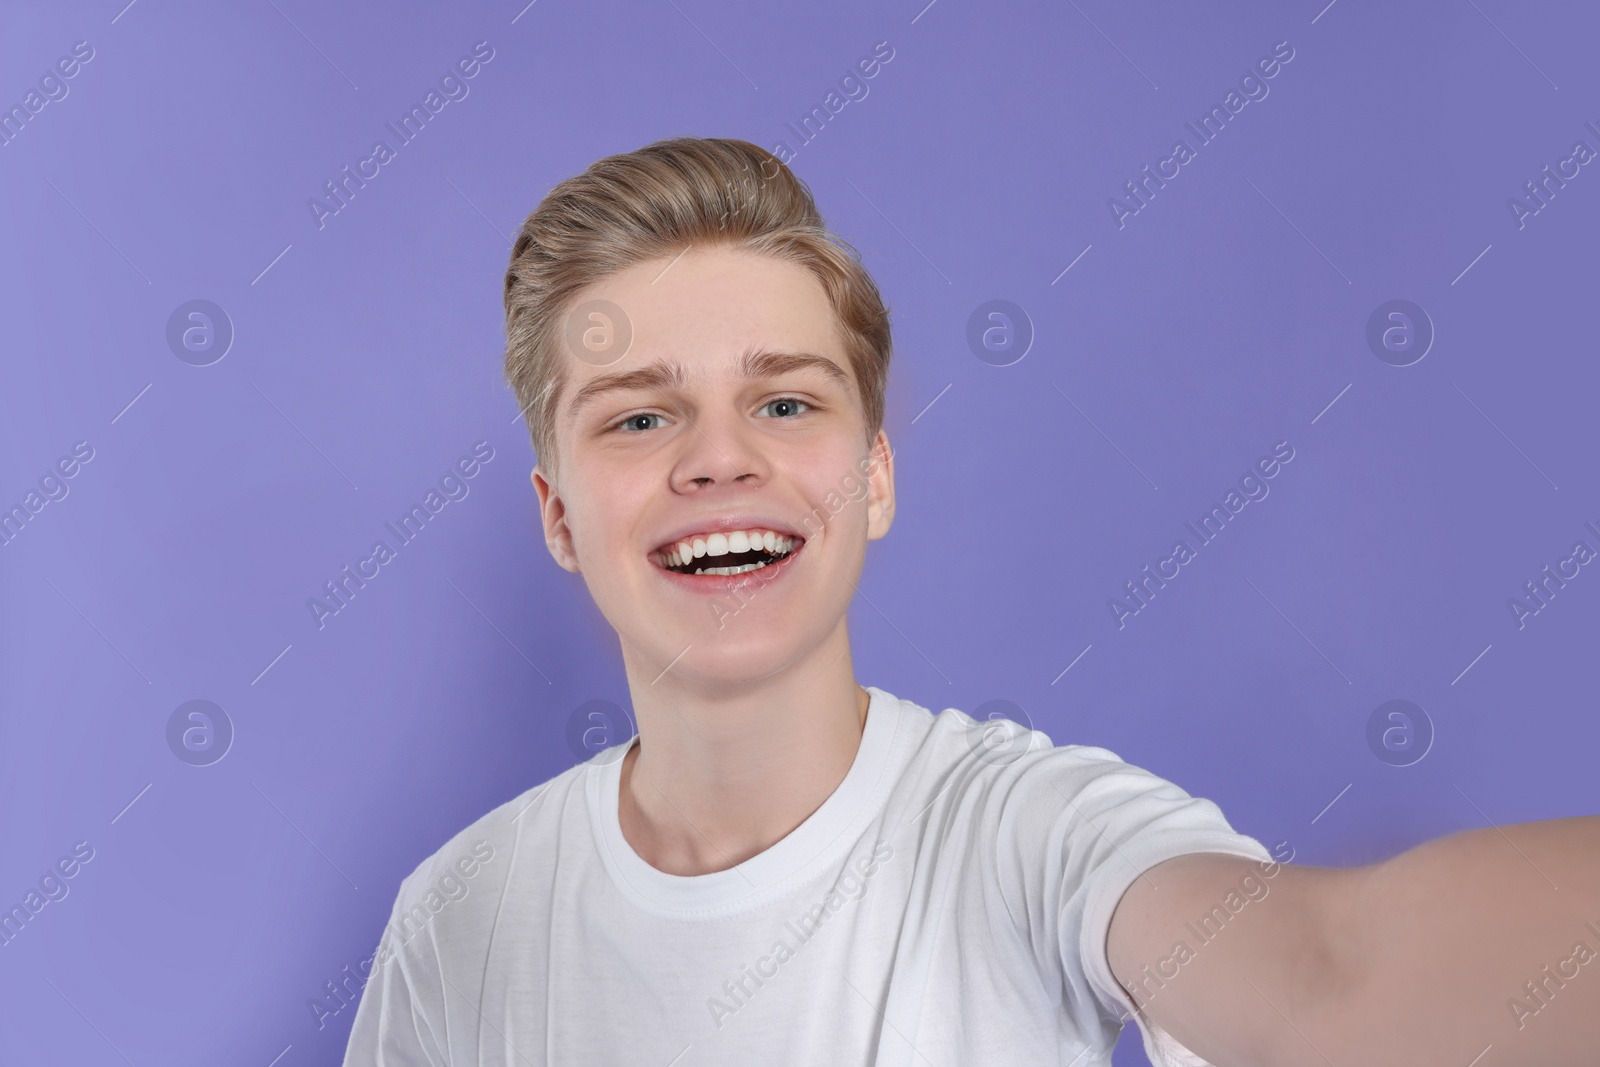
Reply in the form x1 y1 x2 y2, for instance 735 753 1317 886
636 623 814 689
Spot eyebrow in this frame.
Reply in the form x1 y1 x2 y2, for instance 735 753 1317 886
566 347 853 422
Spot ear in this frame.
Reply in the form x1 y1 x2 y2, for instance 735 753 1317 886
530 465 582 573
864 429 896 541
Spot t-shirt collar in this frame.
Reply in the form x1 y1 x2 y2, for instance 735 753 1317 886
586 685 900 919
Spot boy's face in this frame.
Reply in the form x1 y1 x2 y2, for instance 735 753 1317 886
531 245 895 689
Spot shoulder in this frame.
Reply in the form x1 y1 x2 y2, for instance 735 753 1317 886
901 692 1241 833
973 722 1267 877
889 689 1270 916
374 755 593 966
890 689 1162 809
900 699 1274 1037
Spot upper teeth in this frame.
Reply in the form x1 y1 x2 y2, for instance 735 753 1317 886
659 528 795 569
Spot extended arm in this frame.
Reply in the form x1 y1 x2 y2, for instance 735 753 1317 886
1107 816 1600 1066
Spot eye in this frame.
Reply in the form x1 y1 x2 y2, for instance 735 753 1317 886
612 411 665 433
759 397 810 419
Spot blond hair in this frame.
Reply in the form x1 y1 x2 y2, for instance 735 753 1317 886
502 137 892 480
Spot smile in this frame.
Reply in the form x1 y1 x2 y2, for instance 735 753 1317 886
653 528 802 577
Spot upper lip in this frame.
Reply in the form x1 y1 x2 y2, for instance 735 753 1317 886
650 515 807 554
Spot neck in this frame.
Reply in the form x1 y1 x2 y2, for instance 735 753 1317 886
615 619 870 876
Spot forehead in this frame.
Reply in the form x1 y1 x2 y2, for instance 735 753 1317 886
558 246 851 402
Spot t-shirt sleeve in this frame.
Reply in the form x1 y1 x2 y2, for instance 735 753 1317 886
343 871 450 1067
992 742 1273 1067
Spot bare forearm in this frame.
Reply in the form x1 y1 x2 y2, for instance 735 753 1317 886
1108 852 1366 1067
1334 815 1600 1065
1109 819 1600 1066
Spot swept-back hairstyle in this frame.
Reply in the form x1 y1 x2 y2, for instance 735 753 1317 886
502 136 892 481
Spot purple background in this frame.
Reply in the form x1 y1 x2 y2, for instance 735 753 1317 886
3 0 1597 1062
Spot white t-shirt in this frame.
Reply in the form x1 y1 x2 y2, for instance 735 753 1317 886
343 685 1271 1066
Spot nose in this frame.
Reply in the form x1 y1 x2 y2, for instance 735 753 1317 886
669 404 770 494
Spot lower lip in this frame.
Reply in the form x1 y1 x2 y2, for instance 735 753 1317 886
649 540 806 595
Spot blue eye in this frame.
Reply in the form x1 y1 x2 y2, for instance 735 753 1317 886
761 397 809 418
614 412 663 433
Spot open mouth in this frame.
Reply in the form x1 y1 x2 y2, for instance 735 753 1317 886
653 529 803 577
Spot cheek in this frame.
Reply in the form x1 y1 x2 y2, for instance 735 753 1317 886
565 460 644 540
798 455 876 540
574 464 681 580
581 519 639 574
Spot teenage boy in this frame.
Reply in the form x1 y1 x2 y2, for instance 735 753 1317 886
344 138 1598 1065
